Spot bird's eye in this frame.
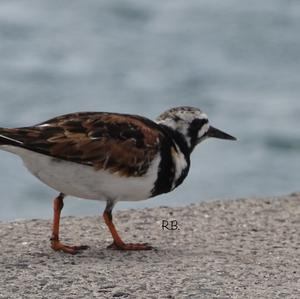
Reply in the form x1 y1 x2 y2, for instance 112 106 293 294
191 119 208 129
188 119 209 147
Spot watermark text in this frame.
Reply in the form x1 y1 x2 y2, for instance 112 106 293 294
161 220 180 231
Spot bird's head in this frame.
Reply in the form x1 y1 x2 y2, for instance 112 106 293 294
156 106 236 152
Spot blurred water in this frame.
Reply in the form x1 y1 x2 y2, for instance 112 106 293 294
0 0 299 220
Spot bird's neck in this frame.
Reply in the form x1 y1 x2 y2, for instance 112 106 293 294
159 124 191 157
160 124 191 187
151 124 191 197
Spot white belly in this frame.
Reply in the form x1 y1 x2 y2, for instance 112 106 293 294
0 145 161 202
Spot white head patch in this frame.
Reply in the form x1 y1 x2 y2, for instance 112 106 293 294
156 106 209 149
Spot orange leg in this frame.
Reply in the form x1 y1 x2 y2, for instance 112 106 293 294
103 201 152 250
50 193 88 254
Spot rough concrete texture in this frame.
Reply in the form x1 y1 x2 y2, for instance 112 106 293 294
0 193 300 299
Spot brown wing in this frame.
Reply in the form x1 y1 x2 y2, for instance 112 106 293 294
1 112 164 177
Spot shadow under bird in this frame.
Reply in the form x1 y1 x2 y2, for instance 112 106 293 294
0 106 236 253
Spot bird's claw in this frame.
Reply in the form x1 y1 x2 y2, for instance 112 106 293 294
51 241 89 254
107 241 152 251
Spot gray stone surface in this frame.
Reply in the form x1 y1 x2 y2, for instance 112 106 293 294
0 193 300 299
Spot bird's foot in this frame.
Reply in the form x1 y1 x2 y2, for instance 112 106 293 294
107 241 152 251
51 240 89 254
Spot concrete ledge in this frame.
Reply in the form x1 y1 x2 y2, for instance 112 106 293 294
0 193 300 298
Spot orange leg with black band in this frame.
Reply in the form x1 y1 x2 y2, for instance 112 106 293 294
50 193 89 254
103 200 152 250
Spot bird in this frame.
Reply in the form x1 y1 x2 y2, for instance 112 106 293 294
0 106 236 253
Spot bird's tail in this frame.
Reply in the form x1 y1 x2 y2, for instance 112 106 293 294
0 128 23 147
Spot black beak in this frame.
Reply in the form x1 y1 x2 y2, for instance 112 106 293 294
207 126 237 141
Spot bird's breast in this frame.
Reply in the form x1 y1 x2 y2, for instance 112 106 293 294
150 140 190 197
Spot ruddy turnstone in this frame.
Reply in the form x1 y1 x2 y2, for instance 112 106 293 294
0 106 236 253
